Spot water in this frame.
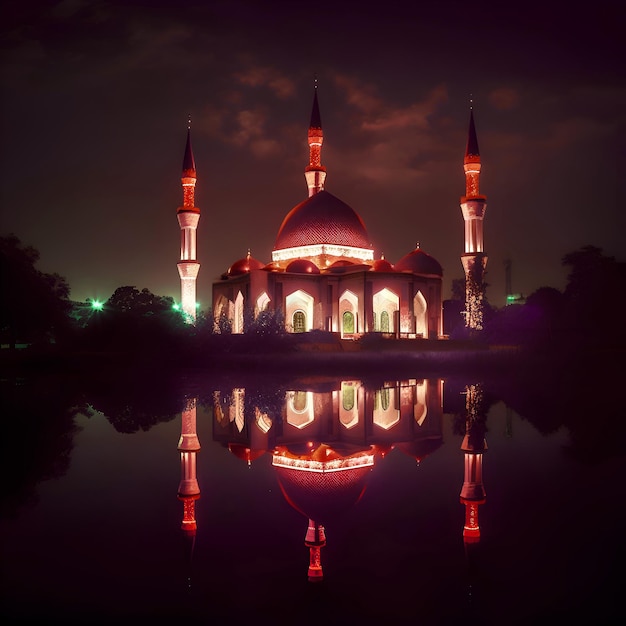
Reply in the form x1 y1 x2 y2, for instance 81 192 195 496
1 365 624 625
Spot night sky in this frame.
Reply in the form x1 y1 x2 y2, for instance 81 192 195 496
1 0 624 309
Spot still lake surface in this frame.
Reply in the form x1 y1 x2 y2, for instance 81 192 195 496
1 361 624 625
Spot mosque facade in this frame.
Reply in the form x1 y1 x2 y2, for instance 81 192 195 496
175 87 486 336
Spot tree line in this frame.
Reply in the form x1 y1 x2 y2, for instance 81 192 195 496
1 234 624 364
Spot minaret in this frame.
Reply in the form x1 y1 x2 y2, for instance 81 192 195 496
177 399 201 588
460 104 488 331
304 80 326 197
177 119 200 323
304 518 326 582
459 383 487 610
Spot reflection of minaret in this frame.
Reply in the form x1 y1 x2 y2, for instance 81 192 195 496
459 383 487 610
273 442 376 583
178 399 201 589
304 79 326 197
460 384 487 540
304 518 326 582
460 104 488 331
177 120 200 323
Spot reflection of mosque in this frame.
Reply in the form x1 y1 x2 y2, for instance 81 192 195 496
176 378 487 590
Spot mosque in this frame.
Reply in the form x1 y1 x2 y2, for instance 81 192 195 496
175 86 487 336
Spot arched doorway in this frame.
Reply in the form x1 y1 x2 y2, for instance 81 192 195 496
414 290 427 337
286 290 314 333
373 288 399 333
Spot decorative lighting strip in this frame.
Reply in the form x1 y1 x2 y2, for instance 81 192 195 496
272 454 374 472
272 244 374 263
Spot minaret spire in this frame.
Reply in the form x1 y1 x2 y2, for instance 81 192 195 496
460 103 488 331
177 118 201 323
304 77 326 197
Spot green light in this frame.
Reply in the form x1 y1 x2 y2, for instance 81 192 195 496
172 303 181 311
91 299 103 311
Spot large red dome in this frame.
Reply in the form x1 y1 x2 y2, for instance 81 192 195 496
274 190 370 251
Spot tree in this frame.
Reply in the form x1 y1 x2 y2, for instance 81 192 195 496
561 245 626 344
106 286 174 316
0 234 72 349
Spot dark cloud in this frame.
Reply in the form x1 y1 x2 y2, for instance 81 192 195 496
1 0 624 308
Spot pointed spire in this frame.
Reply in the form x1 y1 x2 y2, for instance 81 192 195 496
182 117 196 175
310 77 322 130
305 77 326 196
466 108 480 159
462 102 482 199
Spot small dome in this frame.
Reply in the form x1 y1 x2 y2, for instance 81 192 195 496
395 246 443 276
371 256 394 272
274 190 370 251
394 438 443 464
228 443 266 464
226 251 264 276
286 259 321 274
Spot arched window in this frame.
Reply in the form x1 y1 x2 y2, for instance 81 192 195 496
375 388 390 410
373 311 378 331
343 311 355 334
380 310 390 333
342 385 355 411
292 391 308 412
293 310 306 333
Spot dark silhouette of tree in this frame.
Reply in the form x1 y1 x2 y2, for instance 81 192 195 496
106 285 174 315
0 234 72 349
0 375 86 518
244 307 286 337
84 371 184 434
523 286 566 344
79 285 189 359
561 245 626 345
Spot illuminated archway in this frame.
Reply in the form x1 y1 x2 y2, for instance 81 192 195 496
373 386 400 430
213 294 231 333
414 290 427 337
373 288 399 333
413 379 428 426
233 291 245 334
286 390 314 428
286 290 314 333
255 292 270 316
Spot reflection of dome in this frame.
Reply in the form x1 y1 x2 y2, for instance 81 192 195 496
395 246 443 276
226 252 264 276
273 444 374 525
228 443 266 464
274 190 370 251
394 437 443 464
286 259 321 274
